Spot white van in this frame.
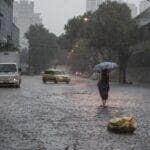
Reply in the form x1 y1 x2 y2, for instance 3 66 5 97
0 63 21 88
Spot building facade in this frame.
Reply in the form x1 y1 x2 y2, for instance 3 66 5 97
86 0 125 12
136 7 150 27
12 23 20 47
139 0 150 13
127 3 138 18
0 0 19 47
13 0 42 48
86 0 105 12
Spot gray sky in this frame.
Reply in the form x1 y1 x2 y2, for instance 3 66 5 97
33 0 86 35
27 0 141 35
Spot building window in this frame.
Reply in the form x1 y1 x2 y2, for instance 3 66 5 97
4 0 13 6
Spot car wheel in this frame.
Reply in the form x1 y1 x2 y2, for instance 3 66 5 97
54 79 58 84
43 79 46 83
15 84 20 88
66 81 70 84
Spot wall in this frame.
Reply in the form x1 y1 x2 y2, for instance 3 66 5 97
0 0 13 43
12 23 19 48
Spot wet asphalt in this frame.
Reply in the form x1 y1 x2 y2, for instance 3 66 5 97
0 76 149 150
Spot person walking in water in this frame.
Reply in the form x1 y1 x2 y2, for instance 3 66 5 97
97 69 110 107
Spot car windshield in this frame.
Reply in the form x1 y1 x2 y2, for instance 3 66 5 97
0 64 17 73
44 70 64 75
54 71 65 75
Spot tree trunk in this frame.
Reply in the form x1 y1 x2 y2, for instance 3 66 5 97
119 68 122 83
122 68 127 84
119 66 127 84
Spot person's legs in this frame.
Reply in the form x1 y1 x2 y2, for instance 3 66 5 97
100 92 106 106
104 100 107 106
102 100 107 106
106 89 109 104
98 86 103 105
102 91 108 107
102 100 105 106
98 86 109 107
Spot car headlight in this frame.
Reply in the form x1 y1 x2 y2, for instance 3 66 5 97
13 76 19 82
14 78 18 82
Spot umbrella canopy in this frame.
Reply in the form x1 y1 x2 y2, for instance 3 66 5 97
94 62 118 72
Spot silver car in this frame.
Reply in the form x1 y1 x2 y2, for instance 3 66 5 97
0 63 21 88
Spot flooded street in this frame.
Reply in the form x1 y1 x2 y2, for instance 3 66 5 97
0 76 149 150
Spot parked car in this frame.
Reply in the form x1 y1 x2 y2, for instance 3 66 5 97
42 69 70 84
0 63 21 88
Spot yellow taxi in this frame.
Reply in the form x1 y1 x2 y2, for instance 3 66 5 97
42 69 70 84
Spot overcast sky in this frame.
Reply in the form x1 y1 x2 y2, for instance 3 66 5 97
22 0 142 35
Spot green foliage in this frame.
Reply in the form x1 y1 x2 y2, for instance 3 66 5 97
60 1 138 82
69 39 89 71
69 39 98 72
63 12 97 72
64 13 92 45
130 52 150 67
143 41 150 53
64 16 83 42
88 1 138 82
55 34 71 65
58 34 71 49
89 1 137 60
25 24 58 73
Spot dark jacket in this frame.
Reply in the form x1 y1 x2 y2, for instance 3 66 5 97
97 70 109 100
98 70 109 88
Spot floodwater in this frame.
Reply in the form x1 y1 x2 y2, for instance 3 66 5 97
0 76 149 150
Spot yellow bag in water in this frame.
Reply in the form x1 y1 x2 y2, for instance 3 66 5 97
108 116 137 133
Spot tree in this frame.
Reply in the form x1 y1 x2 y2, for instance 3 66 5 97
67 39 100 73
68 39 89 71
56 34 70 65
89 1 138 83
25 24 58 74
64 16 83 45
64 13 92 46
64 13 96 73
58 33 70 49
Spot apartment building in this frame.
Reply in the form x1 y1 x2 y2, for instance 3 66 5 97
14 0 42 48
0 0 19 47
